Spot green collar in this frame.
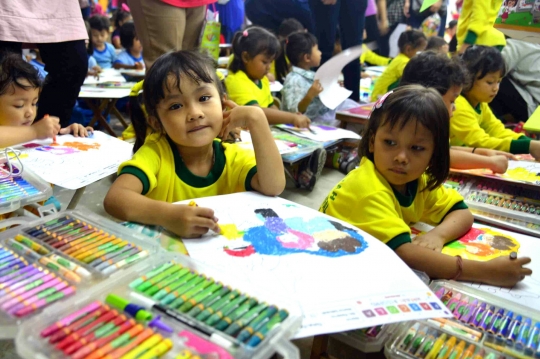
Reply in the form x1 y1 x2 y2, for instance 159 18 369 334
167 137 226 188
392 180 418 207
253 78 262 89
473 103 481 114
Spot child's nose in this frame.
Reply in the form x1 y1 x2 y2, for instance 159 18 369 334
187 103 204 121
395 150 408 163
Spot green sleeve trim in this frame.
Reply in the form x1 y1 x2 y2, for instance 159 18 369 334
387 232 411 250
388 78 401 91
245 100 259 106
119 166 150 195
268 101 274 108
244 166 258 191
441 200 469 223
464 30 478 45
518 135 533 141
509 138 531 154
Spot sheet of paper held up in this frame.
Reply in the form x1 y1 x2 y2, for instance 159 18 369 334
314 45 363 110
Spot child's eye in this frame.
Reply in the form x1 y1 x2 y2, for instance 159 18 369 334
168 103 182 110
199 95 211 102
14 105 24 109
383 139 396 146
411 146 425 151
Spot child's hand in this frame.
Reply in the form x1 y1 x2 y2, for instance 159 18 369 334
529 141 540 161
163 205 221 238
134 62 144 70
412 232 446 252
307 80 324 99
475 148 517 159
59 124 94 137
293 113 311 129
32 115 60 139
483 255 532 287
266 73 275 82
487 155 509 174
219 100 263 138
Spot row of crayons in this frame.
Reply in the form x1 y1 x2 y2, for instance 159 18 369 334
0 244 75 317
0 175 40 203
466 190 540 216
130 261 289 347
21 215 149 275
435 287 540 357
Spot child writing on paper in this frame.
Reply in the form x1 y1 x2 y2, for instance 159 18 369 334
89 15 116 69
370 30 427 101
453 46 540 160
320 86 532 287
104 51 285 238
113 22 144 70
400 51 513 174
0 54 92 148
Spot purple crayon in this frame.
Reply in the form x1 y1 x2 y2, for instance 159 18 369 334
460 299 478 322
435 288 446 299
453 297 469 318
471 302 487 327
0 268 41 291
479 306 496 330
488 309 505 334
0 265 35 284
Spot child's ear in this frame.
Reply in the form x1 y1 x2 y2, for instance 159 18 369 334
303 53 311 64
241 51 250 64
221 93 229 110
368 133 375 153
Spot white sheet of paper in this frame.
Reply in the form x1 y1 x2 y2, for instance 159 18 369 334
315 46 363 110
15 131 133 189
180 193 451 338
389 24 408 58
83 68 127 85
275 124 360 142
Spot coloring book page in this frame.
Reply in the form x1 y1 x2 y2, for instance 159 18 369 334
14 131 133 189
275 124 360 142
180 192 450 338
452 159 540 187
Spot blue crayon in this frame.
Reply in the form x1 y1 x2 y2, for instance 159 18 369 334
0 263 29 277
480 306 496 330
515 318 532 351
507 315 523 344
246 309 288 347
488 309 505 334
497 311 514 341
525 323 540 356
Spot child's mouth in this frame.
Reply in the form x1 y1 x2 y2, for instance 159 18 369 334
188 125 209 133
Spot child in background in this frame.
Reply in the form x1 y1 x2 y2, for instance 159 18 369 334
370 30 427 101
400 51 512 173
0 54 92 148
112 9 132 49
104 51 285 238
113 22 144 70
89 15 116 69
28 50 47 80
456 0 506 53
84 20 101 78
320 86 532 287
453 46 540 159
425 36 449 55
273 18 305 83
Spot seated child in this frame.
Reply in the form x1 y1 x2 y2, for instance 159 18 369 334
84 20 101 78
370 30 427 101
454 46 540 159
104 51 285 238
89 15 116 69
273 18 305 82
400 51 512 173
320 85 532 287
360 44 391 67
0 54 92 148
281 32 358 128
113 22 144 70
425 36 449 55
112 9 132 49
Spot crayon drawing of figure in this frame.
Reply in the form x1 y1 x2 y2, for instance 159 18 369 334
442 227 520 261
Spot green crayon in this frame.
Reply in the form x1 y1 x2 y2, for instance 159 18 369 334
82 242 128 264
144 267 190 297
169 278 214 309
237 306 278 342
246 309 289 347
129 262 175 288
214 298 258 331
205 295 250 327
160 275 206 305
135 265 183 292
187 286 232 317
224 302 269 336
152 270 196 301
179 282 224 313
196 290 241 322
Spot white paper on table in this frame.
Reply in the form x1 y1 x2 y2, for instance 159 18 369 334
237 130 299 155
83 68 127 85
270 81 283 93
15 131 133 190
276 124 360 142
315 45 363 110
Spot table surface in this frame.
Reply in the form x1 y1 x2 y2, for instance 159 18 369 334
79 86 132 99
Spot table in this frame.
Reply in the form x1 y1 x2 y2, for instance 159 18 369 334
335 103 374 129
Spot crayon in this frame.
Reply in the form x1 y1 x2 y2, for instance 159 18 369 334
415 329 437 358
102 327 154 359
186 286 231 317
205 294 249 327
160 274 206 306
246 309 288 347
152 303 214 337
175 350 194 359
55 309 119 349
13 234 49 255
119 333 163 359
472 303 487 327
7 239 41 261
515 318 532 351
25 216 72 235
460 299 479 322
446 293 462 312
507 315 523 344
63 315 130 355
101 250 149 274
61 232 106 253
151 270 195 301
72 236 121 259
39 256 81 283
525 322 540 355
237 305 278 342
0 262 30 277
145 267 191 298
440 290 453 304
461 343 476 359
428 318 482 340
71 319 136 359
95 247 141 271
498 311 514 339
48 306 111 344
64 233 112 255
178 282 223 313
135 265 184 292
0 257 27 272
136 338 173 359
0 269 48 296
224 301 268 336
40 300 102 337
479 306 496 330
84 324 145 359
81 240 129 264
405 325 426 353
448 340 466 359
2 277 63 311
488 309 505 335
45 227 95 247
0 264 36 284
425 333 447 359
454 297 469 318
14 285 76 317
129 262 175 289
484 353 497 359
436 336 456 359
169 277 214 308
47 253 92 278
91 244 136 267
195 289 240 321
105 294 153 321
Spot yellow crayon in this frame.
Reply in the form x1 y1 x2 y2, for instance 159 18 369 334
137 339 173 359
425 333 447 359
70 235 117 258
119 334 162 359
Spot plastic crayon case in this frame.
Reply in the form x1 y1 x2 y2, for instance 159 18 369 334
0 209 159 339
15 252 302 359
0 166 52 215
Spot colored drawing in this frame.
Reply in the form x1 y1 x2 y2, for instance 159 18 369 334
442 227 520 261
35 146 78 155
220 223 242 240
58 141 101 151
452 160 540 186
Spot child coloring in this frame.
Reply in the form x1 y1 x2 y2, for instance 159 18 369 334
320 86 532 287
89 15 116 69
104 51 285 238
112 9 132 49
113 22 144 70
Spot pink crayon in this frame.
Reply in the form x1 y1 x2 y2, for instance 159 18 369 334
2 277 63 311
9 281 69 315
0 273 56 306
41 300 102 337
14 286 76 317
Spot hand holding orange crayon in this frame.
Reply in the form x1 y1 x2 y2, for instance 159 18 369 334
32 114 60 140
162 201 221 238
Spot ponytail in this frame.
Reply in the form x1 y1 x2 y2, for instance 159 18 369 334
128 81 149 153
274 38 290 83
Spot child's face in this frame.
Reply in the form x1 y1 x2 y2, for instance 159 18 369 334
369 120 434 194
467 71 502 104
132 37 143 54
0 81 39 127
309 45 322 68
243 53 273 80
91 29 109 48
404 39 428 58
155 75 223 148
441 85 462 117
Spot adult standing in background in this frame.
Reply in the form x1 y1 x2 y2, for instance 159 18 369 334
309 0 368 102
128 0 217 68
245 0 314 34
0 0 88 128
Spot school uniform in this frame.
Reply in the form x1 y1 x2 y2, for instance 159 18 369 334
224 70 274 107
30 59 47 79
360 44 391 67
114 50 144 67
370 53 409 101
118 133 258 202
319 157 466 249
93 42 116 69
456 0 506 50
451 95 531 154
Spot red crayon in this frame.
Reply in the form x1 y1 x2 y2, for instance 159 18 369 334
71 319 136 359
48 306 109 344
63 315 128 355
56 309 118 350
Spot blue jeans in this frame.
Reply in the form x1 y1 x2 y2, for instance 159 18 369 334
309 0 367 102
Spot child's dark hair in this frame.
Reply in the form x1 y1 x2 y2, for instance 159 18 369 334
89 15 111 32
398 30 427 53
461 45 506 93
448 20 457 30
229 26 281 75
132 51 224 151
120 22 137 50
278 18 304 39
114 10 131 29
426 36 447 51
84 21 94 55
286 32 318 67
400 51 467 96
0 53 42 97
359 85 450 191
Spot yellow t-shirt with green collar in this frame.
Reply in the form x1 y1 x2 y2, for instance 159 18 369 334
224 70 274 107
319 157 467 250
118 133 258 202
370 53 410 102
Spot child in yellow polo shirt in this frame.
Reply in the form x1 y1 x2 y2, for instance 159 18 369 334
456 0 506 53
320 85 532 287
104 51 285 238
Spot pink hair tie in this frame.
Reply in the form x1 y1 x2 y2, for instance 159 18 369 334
121 3 130 12
375 90 393 109
243 30 249 37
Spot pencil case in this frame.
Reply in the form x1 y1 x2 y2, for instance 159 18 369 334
0 165 52 215
385 280 540 359
15 252 302 359
0 209 159 338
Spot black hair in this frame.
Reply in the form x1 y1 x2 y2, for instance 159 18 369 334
278 18 304 39
229 26 281 75
88 15 111 32
285 32 318 67
397 30 427 53
114 10 131 29
0 53 42 97
359 85 450 191
84 20 94 56
132 51 224 151
448 20 457 30
120 22 137 50
426 36 447 51
401 51 467 96
461 45 506 93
